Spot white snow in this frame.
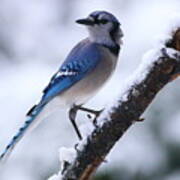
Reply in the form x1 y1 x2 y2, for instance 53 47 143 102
48 174 62 180
80 121 95 137
165 13 180 37
59 147 76 164
165 47 180 59
48 147 76 180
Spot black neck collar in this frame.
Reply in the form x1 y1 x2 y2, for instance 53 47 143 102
102 44 120 56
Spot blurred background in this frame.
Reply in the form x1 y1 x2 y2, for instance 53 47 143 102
0 0 180 179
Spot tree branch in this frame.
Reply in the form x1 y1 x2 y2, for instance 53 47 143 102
49 28 180 180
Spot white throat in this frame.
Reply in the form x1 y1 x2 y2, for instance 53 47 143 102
87 26 115 47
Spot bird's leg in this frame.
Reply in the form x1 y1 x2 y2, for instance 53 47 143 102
69 106 82 140
77 106 104 126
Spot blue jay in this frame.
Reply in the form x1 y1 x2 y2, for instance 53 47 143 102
0 11 123 162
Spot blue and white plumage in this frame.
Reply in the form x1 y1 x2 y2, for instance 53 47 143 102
0 11 123 162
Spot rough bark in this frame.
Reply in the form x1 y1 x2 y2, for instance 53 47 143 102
61 29 180 180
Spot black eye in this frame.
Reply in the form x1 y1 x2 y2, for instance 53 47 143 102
100 19 108 24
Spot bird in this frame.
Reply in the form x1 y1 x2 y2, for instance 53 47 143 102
0 10 123 162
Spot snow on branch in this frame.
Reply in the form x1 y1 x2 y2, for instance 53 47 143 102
48 16 180 180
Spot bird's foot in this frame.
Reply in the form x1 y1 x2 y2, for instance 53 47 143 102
77 106 104 127
70 105 104 139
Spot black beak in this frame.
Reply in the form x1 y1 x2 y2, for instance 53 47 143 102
76 18 94 26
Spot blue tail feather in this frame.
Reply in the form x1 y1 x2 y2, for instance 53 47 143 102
0 103 45 163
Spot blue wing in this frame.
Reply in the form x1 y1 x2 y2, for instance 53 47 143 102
41 39 102 104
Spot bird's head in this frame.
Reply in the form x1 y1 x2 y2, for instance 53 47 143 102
76 11 123 47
